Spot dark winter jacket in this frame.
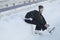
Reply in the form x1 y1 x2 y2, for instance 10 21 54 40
25 10 46 25
24 10 47 30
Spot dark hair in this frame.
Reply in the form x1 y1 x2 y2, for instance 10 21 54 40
38 5 44 9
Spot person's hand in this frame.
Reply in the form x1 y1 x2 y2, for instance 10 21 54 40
29 18 33 21
25 18 33 21
45 24 50 28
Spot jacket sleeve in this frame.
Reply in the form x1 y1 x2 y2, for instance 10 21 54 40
24 12 34 24
25 12 31 18
42 16 46 25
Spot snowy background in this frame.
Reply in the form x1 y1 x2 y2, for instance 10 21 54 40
0 0 60 40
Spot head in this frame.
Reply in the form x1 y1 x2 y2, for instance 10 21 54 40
38 5 44 13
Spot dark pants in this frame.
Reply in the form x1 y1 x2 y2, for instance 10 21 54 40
25 20 47 31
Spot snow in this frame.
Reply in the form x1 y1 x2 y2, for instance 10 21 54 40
0 0 60 40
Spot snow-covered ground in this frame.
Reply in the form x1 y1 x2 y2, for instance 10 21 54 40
0 0 60 40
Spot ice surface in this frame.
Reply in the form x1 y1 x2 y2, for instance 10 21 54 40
0 0 60 40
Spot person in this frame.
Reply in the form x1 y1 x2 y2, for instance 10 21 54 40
24 5 50 34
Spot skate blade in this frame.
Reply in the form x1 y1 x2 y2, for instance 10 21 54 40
49 27 55 33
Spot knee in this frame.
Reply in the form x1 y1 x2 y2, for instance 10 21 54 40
42 27 47 31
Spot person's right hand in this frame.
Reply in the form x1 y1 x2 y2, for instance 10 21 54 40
29 18 33 21
25 18 33 21
45 24 50 28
